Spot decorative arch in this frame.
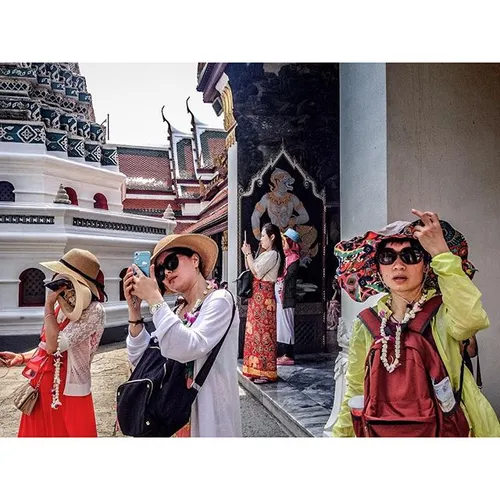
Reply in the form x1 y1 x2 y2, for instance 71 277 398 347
93 192 109 210
0 181 15 202
19 268 46 307
119 268 128 301
64 186 78 206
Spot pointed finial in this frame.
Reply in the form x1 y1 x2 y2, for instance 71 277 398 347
163 204 176 220
53 184 71 204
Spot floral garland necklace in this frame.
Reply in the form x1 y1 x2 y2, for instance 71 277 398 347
377 291 428 373
179 282 213 326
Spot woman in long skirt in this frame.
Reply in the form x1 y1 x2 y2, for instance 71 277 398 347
241 223 285 384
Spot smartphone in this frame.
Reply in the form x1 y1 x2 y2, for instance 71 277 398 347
133 251 151 277
45 278 72 291
244 231 247 244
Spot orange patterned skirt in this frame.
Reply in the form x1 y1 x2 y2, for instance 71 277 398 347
242 279 278 381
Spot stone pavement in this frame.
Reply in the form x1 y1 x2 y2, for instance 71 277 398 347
0 342 293 438
0 342 130 438
238 352 337 437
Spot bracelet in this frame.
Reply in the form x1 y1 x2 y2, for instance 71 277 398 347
245 253 252 257
128 318 144 325
19 353 25 364
149 301 167 316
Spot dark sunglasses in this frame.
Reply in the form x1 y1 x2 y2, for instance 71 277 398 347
155 249 194 282
377 247 424 266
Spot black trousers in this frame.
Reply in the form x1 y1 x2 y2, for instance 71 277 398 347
277 341 294 359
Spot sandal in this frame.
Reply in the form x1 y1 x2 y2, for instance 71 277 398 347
253 377 271 384
277 356 295 366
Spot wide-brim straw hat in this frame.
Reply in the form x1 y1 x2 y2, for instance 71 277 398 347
334 219 476 303
40 248 101 298
49 273 92 322
151 234 219 278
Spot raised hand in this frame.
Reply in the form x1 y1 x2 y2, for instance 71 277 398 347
411 209 449 258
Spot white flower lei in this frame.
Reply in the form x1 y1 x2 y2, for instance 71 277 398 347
51 332 63 410
378 292 428 373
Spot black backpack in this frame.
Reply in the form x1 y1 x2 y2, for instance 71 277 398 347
116 293 236 437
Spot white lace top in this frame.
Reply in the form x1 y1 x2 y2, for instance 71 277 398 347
39 301 106 396
253 249 280 282
126 289 242 437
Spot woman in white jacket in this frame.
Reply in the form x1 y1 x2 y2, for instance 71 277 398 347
123 233 241 437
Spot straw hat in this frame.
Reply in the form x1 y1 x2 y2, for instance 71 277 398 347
40 248 101 298
151 234 219 278
47 273 92 322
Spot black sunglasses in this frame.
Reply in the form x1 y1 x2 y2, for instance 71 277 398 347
377 247 424 266
155 249 194 282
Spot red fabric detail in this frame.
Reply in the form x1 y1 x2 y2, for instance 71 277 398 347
242 279 278 381
356 298 470 438
18 307 98 437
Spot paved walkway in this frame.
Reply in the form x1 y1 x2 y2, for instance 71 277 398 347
0 342 300 438
0 342 130 438
238 352 337 437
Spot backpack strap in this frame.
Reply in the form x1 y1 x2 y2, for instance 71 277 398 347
191 291 236 391
407 295 443 334
357 307 382 338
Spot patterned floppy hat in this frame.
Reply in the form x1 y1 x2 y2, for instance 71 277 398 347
334 219 476 302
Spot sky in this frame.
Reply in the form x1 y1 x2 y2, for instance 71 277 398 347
79 63 224 147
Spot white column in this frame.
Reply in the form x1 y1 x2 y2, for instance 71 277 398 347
324 63 389 436
226 143 238 297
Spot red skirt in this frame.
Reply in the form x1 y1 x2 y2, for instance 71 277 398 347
18 350 98 438
242 279 278 381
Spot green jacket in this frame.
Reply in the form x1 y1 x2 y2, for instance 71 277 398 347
332 251 500 437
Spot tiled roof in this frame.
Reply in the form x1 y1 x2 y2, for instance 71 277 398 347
200 130 226 168
123 199 180 211
117 147 172 188
181 201 228 234
176 138 196 179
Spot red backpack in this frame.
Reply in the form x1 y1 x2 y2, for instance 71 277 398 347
353 295 471 438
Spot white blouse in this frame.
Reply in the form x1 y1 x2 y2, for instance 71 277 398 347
126 289 242 437
253 249 281 283
39 301 106 396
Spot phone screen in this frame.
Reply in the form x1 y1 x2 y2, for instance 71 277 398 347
133 251 151 277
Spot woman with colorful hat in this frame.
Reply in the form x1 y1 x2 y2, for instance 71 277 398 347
0 249 107 437
123 233 241 437
276 227 301 366
332 209 500 437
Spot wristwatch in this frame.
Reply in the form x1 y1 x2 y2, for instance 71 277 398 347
149 301 167 316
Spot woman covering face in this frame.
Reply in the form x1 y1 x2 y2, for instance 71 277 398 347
0 248 106 437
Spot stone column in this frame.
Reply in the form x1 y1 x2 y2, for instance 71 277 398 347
221 230 228 282
324 63 389 436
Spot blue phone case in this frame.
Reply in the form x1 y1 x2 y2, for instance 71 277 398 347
133 251 151 277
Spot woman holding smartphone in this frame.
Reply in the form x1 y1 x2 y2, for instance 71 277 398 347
0 249 106 437
240 222 285 384
123 233 241 437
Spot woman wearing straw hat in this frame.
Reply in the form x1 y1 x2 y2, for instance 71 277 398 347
276 227 301 366
332 209 500 437
240 222 285 384
123 233 241 437
0 249 107 437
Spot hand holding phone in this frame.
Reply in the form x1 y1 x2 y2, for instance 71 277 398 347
45 278 72 291
133 251 151 277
